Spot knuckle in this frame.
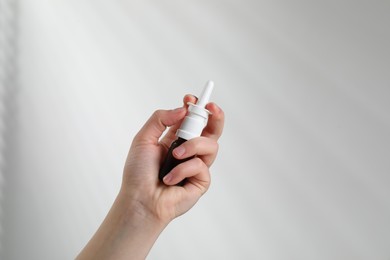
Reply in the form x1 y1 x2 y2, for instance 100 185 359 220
193 139 202 151
214 141 219 152
220 108 225 118
206 138 219 153
186 138 200 154
217 105 225 118
152 109 164 119
194 157 205 168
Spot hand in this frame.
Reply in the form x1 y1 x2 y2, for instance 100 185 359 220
77 95 224 260
121 94 225 223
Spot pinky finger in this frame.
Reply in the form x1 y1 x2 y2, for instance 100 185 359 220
163 158 210 192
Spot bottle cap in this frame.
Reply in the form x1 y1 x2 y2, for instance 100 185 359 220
176 81 214 140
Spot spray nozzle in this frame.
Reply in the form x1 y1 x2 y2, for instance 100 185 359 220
176 81 214 140
196 80 214 108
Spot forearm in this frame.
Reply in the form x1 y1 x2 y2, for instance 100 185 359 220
76 191 167 260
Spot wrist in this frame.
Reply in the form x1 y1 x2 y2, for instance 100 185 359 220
77 190 168 260
117 189 169 231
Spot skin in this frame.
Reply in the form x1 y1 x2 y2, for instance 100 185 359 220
76 94 225 260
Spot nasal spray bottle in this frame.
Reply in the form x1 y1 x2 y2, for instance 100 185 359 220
159 81 214 185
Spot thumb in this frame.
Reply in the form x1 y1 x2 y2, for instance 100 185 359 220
134 107 186 145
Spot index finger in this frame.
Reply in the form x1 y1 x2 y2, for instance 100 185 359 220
202 102 225 141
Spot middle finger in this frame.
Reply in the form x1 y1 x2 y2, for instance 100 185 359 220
172 136 219 167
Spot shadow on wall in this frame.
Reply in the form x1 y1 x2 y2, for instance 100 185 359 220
0 0 19 256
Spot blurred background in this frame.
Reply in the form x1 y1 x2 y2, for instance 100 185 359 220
1 0 389 259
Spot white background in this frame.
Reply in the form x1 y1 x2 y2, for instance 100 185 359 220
2 0 390 259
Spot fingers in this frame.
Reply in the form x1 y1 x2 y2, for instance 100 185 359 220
184 94 198 105
134 107 187 145
163 157 210 191
162 136 218 193
202 102 225 141
160 96 223 148
159 94 197 149
172 137 219 167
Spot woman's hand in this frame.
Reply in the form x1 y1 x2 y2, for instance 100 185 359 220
122 94 225 223
77 95 224 260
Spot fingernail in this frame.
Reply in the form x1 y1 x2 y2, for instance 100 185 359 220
174 146 185 157
163 173 172 184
